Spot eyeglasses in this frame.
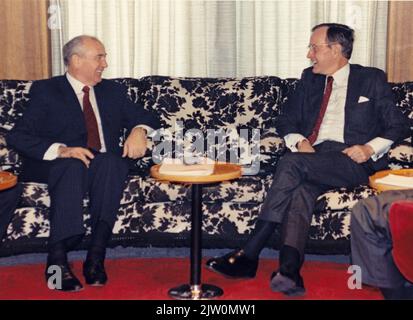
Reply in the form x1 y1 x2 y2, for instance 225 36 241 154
307 42 336 52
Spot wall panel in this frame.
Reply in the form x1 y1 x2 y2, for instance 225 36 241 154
387 1 413 82
0 0 50 80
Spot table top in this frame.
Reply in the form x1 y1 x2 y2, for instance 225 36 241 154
150 162 242 184
0 171 17 191
369 168 413 192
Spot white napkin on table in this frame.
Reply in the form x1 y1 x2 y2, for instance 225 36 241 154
159 158 215 176
374 174 413 188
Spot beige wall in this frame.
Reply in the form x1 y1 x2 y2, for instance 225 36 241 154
387 1 413 82
0 0 50 80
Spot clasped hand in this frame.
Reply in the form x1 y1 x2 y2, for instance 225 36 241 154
342 145 374 163
297 140 374 164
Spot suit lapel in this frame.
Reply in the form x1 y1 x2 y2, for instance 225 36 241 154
310 75 325 110
343 64 363 142
345 64 361 111
58 76 86 133
93 83 111 143
308 74 325 129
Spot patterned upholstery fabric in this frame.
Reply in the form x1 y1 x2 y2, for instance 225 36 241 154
0 76 412 256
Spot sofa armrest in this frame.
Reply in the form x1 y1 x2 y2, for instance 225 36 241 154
388 138 413 169
0 132 21 174
259 128 286 173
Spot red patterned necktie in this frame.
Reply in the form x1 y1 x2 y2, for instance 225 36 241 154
82 86 101 151
307 76 334 145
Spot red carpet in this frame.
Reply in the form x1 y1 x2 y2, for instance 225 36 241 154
0 257 382 300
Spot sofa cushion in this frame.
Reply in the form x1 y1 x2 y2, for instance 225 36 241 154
113 201 261 236
4 200 353 245
310 210 351 240
314 185 378 213
113 201 355 242
5 207 50 240
4 207 92 241
388 139 413 169
140 175 271 203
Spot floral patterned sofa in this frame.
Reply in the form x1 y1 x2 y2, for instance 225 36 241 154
0 76 412 257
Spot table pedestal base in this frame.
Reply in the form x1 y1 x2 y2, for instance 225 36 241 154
168 284 223 300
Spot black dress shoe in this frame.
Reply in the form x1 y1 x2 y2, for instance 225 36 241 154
83 259 108 286
205 249 258 279
270 270 306 297
45 263 83 292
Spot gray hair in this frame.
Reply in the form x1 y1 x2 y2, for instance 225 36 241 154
62 35 102 66
312 23 354 59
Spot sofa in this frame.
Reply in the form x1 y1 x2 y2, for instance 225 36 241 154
1 75 412 257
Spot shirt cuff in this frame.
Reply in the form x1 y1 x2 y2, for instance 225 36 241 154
366 137 394 161
284 133 308 152
134 125 155 137
43 143 66 160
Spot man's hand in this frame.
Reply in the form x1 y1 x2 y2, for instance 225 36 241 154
342 144 375 163
297 139 315 153
123 127 148 159
58 146 95 167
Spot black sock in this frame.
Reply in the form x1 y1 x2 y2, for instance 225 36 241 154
243 219 278 259
86 220 112 262
47 241 67 265
279 245 302 279
64 234 84 251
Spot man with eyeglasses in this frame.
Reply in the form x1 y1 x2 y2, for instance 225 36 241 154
206 23 409 297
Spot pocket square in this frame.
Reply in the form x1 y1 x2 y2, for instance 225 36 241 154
358 96 369 103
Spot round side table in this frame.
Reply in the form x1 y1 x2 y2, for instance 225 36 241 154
369 168 413 192
150 162 242 300
0 171 17 191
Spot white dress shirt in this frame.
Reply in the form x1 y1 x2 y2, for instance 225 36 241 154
284 63 393 161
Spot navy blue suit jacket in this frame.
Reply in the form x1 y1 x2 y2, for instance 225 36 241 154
7 76 160 180
277 64 410 171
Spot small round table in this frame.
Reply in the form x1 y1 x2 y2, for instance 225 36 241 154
369 168 413 192
0 171 17 191
150 162 242 300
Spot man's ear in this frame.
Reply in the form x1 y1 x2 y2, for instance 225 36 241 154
332 44 342 57
71 54 81 68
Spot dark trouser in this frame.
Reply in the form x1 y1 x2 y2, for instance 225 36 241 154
0 183 23 241
260 141 371 258
351 190 413 288
23 153 129 245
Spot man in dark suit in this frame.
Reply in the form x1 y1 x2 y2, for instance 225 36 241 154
206 23 410 296
351 190 413 300
7 35 159 292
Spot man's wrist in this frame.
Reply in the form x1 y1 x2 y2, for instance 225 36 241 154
296 139 308 149
365 144 375 157
133 127 147 135
57 145 66 157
